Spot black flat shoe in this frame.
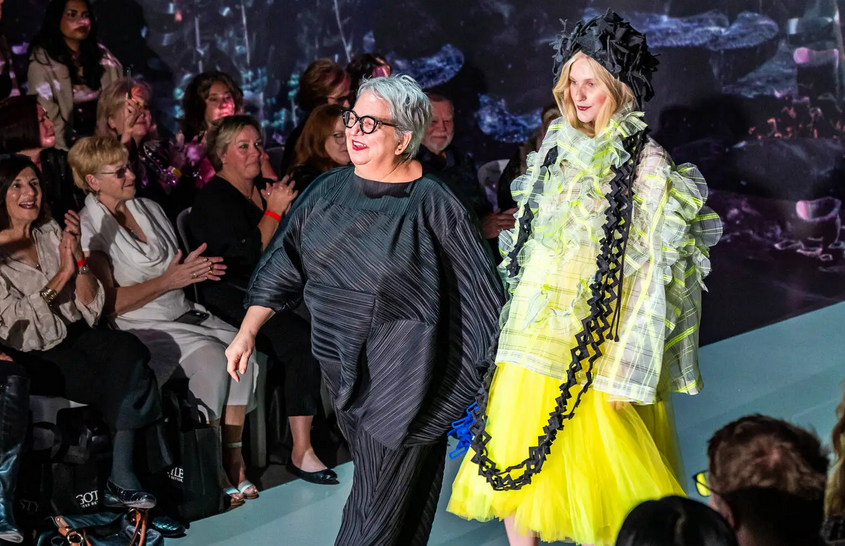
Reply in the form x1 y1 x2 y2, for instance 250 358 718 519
286 461 339 485
103 480 157 510
150 515 187 538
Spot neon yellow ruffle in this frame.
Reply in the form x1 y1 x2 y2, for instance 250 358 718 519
447 362 685 545
496 109 722 403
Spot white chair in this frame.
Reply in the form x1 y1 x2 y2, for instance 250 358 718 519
173 206 268 468
477 159 510 211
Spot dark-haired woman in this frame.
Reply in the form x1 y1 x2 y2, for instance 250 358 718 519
0 155 161 509
0 95 82 223
286 103 350 191
27 0 122 150
180 70 276 188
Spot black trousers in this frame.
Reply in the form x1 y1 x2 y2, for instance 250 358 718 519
4 323 161 431
335 418 448 546
200 282 321 417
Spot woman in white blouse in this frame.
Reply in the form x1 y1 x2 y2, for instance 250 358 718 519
69 136 259 506
0 154 160 509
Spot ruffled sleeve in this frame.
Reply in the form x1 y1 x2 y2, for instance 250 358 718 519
0 272 69 352
599 141 722 402
497 118 566 310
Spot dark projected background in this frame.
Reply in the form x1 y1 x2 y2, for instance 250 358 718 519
4 0 845 342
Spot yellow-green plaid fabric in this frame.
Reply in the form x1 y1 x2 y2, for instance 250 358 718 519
496 108 722 404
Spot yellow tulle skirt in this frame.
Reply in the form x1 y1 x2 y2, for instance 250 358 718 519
447 362 686 545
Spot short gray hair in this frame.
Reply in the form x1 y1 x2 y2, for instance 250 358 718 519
357 74 432 162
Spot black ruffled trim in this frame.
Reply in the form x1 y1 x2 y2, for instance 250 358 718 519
466 130 648 491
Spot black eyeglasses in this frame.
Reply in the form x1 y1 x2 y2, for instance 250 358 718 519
342 110 396 134
99 166 130 179
693 471 716 497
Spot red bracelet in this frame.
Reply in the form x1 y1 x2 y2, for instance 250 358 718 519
76 258 86 268
264 210 282 223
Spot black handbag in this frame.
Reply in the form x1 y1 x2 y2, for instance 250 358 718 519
48 408 111 516
155 389 223 522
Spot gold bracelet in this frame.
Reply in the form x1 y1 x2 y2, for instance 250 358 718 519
39 287 59 305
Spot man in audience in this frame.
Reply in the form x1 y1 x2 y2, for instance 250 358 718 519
703 415 829 546
417 92 515 256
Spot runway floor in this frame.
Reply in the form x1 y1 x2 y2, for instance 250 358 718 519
172 300 845 546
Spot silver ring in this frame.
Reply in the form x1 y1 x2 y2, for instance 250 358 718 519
191 272 198 279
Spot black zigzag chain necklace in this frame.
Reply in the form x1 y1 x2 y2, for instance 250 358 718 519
452 129 648 492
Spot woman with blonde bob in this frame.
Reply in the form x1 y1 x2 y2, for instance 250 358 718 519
448 12 723 546
70 135 260 507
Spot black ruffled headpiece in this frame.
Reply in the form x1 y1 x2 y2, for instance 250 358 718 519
552 10 659 104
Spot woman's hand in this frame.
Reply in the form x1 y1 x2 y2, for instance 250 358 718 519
161 249 225 290
185 134 207 167
119 96 143 144
169 132 189 172
261 176 298 215
480 209 517 240
63 211 85 262
225 330 256 382
183 243 226 279
58 230 77 277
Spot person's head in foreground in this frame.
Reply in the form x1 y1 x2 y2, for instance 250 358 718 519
616 496 739 546
696 414 829 546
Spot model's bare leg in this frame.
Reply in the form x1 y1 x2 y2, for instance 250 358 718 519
505 517 539 546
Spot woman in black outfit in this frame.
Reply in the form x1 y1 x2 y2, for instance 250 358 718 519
189 115 336 485
0 155 161 509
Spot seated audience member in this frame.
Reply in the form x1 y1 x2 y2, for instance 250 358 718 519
0 95 81 223
417 92 514 251
27 0 122 150
286 103 350 191
180 71 276 188
696 415 829 546
70 135 260 506
0 154 160 510
497 101 560 211
616 496 739 546
281 59 351 174
96 77 192 220
346 53 391 102
189 115 336 485
825 385 845 545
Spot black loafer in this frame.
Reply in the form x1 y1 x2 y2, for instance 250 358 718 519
286 461 339 485
151 515 187 538
103 480 157 510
